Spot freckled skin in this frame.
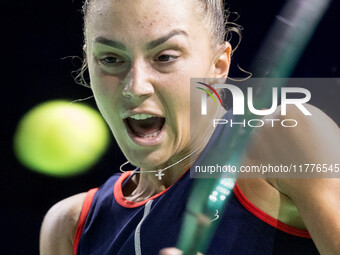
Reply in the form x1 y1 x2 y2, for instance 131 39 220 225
39 2 340 255
85 0 229 181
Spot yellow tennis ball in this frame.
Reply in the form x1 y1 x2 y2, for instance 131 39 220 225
13 100 110 177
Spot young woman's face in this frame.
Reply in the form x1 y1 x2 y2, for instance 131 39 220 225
85 0 229 170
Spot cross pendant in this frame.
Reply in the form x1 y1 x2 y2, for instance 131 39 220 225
155 170 165 180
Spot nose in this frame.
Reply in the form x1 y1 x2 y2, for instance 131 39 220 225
122 59 154 101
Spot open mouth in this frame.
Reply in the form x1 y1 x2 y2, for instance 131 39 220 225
124 114 166 145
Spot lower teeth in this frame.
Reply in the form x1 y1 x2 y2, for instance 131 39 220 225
140 130 161 138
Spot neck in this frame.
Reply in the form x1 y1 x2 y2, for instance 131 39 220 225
133 130 214 196
143 150 197 188
127 108 227 200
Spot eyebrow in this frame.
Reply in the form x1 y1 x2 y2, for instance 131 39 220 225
93 29 188 51
146 30 188 50
94 37 126 51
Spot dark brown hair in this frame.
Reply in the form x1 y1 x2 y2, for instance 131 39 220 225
76 0 242 87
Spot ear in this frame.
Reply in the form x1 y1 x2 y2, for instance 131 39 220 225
212 42 231 78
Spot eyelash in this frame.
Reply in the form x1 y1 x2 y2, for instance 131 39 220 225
97 52 180 69
99 56 125 66
154 54 179 63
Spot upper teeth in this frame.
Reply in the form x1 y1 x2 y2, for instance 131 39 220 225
130 114 155 120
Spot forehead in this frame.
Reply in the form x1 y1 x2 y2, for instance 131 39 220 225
86 0 202 43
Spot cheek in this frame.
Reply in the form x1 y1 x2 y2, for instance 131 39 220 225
90 68 121 96
160 71 191 112
88 69 123 123
164 83 191 137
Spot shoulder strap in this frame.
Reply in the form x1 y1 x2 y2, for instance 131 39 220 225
73 188 98 255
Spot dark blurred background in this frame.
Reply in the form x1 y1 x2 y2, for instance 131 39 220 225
1 0 339 254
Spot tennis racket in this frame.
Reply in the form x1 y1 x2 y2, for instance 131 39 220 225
177 0 331 254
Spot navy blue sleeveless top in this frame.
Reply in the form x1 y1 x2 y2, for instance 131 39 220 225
74 111 319 255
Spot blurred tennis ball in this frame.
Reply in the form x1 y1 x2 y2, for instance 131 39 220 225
13 100 110 177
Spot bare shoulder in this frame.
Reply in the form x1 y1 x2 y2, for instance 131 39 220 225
244 104 340 253
40 192 87 255
247 103 340 165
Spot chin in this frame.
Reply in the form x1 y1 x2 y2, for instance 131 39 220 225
126 148 171 170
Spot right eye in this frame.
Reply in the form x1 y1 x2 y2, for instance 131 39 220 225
99 56 125 65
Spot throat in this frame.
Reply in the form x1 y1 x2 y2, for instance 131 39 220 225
124 173 166 202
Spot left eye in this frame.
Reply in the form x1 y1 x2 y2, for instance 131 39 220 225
155 55 178 63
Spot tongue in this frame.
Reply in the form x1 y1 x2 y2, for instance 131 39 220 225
127 117 165 137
